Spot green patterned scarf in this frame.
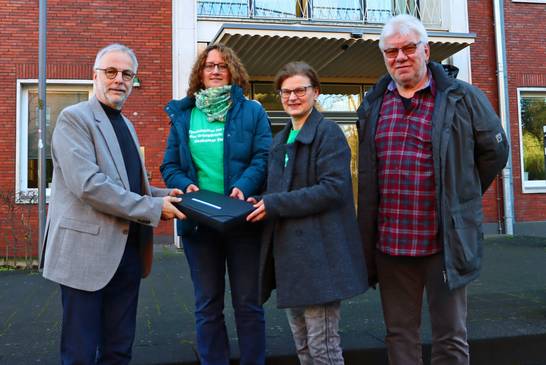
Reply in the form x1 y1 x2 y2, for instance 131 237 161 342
195 85 232 122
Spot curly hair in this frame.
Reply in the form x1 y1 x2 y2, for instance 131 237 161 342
186 44 250 97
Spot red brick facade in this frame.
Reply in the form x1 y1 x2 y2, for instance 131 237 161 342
468 0 546 225
1 1 544 258
0 0 174 258
467 0 504 227
501 1 546 222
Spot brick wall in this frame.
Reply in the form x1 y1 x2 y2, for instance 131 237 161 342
0 0 173 257
467 0 505 225
503 1 546 222
469 0 546 226
2 0 544 258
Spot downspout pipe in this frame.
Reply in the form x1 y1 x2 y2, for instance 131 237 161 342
492 0 514 235
38 0 47 258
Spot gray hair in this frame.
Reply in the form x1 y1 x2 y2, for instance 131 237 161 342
379 14 429 50
93 43 138 72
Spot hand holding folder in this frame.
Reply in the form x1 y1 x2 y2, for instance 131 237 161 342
174 189 256 233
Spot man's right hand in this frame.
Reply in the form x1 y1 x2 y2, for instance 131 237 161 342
161 196 186 220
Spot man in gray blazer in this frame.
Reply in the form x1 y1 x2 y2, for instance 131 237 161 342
40 43 185 365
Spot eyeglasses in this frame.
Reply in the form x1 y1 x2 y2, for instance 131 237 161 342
204 62 229 73
383 41 423 59
279 85 313 99
95 67 136 81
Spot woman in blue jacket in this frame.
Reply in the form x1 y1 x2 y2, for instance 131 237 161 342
161 44 272 365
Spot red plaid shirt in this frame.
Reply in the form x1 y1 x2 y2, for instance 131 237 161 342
375 75 441 256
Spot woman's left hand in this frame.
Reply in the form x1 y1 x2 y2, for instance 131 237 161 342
246 199 267 222
230 187 245 200
168 188 184 197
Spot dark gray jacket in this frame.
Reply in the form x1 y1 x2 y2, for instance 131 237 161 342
259 108 368 308
357 62 509 290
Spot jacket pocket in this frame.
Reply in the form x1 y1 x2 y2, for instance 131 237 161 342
449 199 483 275
56 218 102 268
59 217 100 235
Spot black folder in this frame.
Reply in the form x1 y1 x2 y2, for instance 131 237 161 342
174 189 256 233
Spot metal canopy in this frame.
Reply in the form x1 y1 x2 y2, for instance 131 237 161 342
212 23 475 81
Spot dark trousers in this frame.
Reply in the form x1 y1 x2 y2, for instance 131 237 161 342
60 242 142 365
183 226 266 365
376 252 469 365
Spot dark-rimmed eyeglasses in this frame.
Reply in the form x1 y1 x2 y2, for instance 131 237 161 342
95 67 136 81
279 85 313 99
204 62 229 73
383 41 423 59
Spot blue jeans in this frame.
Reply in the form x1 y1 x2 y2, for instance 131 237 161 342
286 301 344 365
182 226 265 365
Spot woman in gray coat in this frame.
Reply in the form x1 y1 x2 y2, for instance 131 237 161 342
247 62 368 365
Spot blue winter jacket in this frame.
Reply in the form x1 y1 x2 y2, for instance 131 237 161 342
161 85 272 235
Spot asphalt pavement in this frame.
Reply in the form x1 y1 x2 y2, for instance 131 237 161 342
1 235 545 365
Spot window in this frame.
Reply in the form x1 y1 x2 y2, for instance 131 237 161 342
518 88 546 193
16 80 93 200
252 82 364 112
312 0 363 21
318 84 362 112
254 0 298 18
197 0 248 17
366 0 393 23
251 82 369 133
253 83 282 111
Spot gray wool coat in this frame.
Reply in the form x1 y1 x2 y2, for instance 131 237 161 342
259 108 369 308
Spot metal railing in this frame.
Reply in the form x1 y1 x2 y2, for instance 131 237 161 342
197 0 444 28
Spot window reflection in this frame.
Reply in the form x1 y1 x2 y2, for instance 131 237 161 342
27 90 88 188
252 82 365 113
366 0 393 23
317 84 361 112
312 0 363 21
253 83 282 111
254 0 298 17
520 93 546 181
197 0 248 17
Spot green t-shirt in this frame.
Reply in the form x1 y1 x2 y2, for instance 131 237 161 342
285 128 300 167
189 107 224 193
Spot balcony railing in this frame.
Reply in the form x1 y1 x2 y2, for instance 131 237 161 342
197 0 444 29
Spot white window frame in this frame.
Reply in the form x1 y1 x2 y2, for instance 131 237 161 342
16 79 93 203
517 87 546 193
512 0 546 3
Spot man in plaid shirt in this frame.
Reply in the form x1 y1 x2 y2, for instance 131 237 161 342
357 15 509 365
